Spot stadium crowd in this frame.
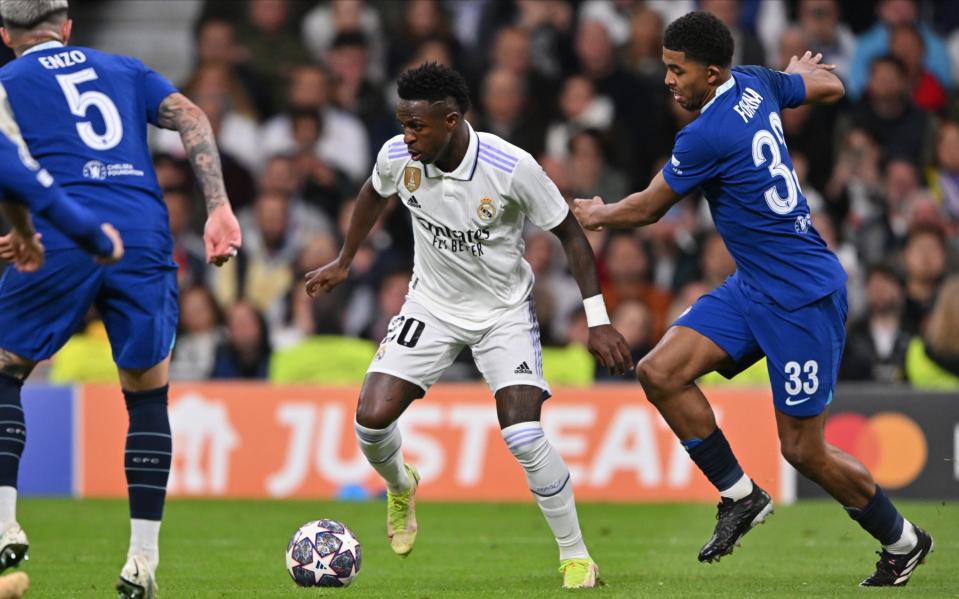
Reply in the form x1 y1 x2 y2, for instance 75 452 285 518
8 0 959 387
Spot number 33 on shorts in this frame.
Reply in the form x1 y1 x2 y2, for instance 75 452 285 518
780 359 823 411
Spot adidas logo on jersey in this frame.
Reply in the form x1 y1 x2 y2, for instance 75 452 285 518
407 195 421 208
514 361 533 374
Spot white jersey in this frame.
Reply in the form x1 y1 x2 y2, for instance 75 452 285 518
371 122 569 330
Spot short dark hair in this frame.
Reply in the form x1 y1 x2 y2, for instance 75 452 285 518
870 54 908 77
397 62 471 114
663 11 734 68
867 263 904 287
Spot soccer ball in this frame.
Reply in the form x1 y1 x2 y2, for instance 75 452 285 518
286 519 362 587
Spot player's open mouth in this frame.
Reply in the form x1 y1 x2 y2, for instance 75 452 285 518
670 90 682 102
409 149 422 160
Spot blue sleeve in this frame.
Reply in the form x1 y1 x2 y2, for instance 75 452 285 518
134 58 177 126
734 65 806 108
0 137 112 256
661 128 722 197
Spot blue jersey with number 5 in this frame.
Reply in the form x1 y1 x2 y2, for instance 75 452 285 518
0 42 177 251
662 66 846 311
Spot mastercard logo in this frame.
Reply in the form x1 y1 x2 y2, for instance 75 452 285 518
824 412 927 489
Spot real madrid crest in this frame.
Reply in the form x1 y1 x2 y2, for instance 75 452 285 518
477 197 496 221
403 166 421 192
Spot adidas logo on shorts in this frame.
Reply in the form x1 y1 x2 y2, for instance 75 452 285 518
514 361 533 374
407 195 421 208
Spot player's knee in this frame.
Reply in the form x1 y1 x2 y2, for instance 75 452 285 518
780 440 825 475
354 399 396 430
636 355 678 396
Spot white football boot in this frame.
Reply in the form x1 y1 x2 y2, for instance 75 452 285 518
0 524 27 573
116 554 157 599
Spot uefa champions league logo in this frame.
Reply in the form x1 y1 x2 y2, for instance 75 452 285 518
82 160 107 180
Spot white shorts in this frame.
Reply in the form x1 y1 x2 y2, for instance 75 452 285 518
367 296 550 396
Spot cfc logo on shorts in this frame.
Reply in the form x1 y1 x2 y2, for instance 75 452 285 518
477 197 496 221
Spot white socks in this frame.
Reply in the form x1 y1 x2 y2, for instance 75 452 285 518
0 486 16 532
502 421 589 561
129 518 161 570
719 473 754 501
884 519 918 554
355 420 410 494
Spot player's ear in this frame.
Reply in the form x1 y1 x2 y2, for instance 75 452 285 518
61 20 74 45
0 28 12 50
706 64 722 85
445 110 460 131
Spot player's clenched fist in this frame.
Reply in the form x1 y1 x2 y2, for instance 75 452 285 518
0 230 44 272
95 223 125 265
304 257 350 297
587 323 634 376
571 196 606 231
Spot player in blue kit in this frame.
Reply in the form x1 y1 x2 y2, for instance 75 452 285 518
0 1 242 597
573 11 932 588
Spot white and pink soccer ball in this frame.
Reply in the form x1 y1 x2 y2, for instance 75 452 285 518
286 519 361 587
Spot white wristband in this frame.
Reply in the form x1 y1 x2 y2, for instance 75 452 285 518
583 294 610 328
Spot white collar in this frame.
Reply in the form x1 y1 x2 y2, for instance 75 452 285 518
425 121 479 180
22 40 64 56
700 75 736 113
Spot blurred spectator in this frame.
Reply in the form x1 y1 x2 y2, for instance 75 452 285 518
212 190 328 319
854 158 923 266
699 232 736 290
915 275 959 380
797 0 855 81
578 0 641 47
544 75 614 161
170 285 224 381
596 299 653 381
301 0 386 83
623 6 663 78
889 24 948 112
927 120 959 228
844 56 935 169
812 211 864 319
261 64 370 182
574 18 664 184
192 18 272 120
325 31 393 150
568 129 629 205
847 0 952 101
165 188 207 289
700 0 765 66
286 112 351 221
361 270 412 342
601 233 671 340
233 0 310 114
387 0 462 77
515 0 576 80
485 26 558 128
839 265 910 383
475 67 545 156
666 280 710 325
153 153 192 192
212 300 272 379
825 127 884 232
901 225 948 334
525 230 580 345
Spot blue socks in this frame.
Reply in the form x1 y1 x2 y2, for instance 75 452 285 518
846 486 905 546
123 386 172 521
0 375 25 488
682 428 745 493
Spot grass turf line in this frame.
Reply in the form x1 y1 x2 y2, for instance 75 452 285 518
16 498 958 597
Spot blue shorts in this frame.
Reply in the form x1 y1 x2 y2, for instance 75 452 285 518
0 247 179 369
673 274 847 417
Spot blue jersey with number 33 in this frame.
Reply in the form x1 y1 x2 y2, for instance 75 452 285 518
0 42 177 251
662 66 846 311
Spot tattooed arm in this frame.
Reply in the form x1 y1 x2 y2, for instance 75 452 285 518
156 92 241 265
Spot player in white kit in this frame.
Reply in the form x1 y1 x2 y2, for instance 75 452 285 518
305 63 632 589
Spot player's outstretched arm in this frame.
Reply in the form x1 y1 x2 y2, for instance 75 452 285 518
572 171 682 231
786 50 844 105
551 212 634 375
305 178 393 297
156 92 241 266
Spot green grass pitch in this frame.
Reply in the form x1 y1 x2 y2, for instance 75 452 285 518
16 498 958 597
